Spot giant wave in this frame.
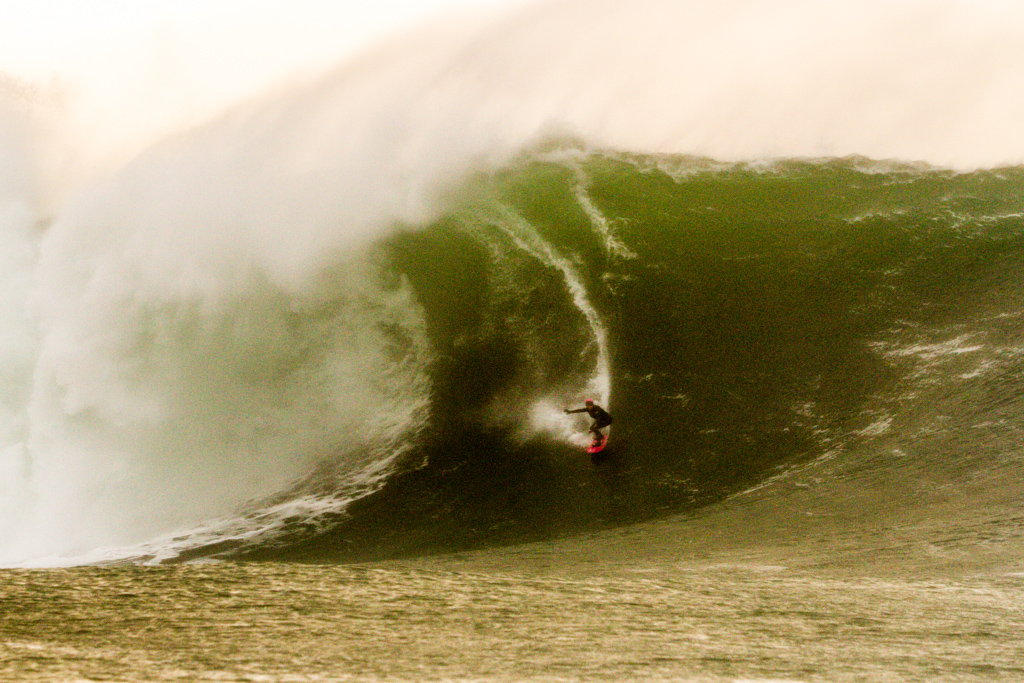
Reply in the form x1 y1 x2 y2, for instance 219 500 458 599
3 0 1024 565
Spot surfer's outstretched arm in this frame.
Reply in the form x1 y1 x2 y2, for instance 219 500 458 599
564 407 589 414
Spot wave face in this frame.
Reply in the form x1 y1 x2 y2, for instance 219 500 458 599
191 151 1024 562
7 146 1024 565
4 0 1024 565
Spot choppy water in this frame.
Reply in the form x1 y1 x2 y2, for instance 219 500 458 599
3 554 1023 681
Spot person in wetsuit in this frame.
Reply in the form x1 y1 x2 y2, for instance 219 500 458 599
564 399 613 442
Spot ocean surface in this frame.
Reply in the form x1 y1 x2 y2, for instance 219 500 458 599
2 0 1024 680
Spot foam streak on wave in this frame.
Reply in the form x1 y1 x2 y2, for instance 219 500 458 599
478 202 610 402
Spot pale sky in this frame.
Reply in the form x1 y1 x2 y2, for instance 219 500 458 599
0 0 524 78
0 0 527 171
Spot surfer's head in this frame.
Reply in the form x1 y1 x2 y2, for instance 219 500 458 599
584 399 593 406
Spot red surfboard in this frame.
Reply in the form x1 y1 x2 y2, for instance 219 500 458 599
586 433 608 454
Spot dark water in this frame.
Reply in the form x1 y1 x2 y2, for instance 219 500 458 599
167 149 1024 564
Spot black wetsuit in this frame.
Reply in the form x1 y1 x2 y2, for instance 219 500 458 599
565 403 613 437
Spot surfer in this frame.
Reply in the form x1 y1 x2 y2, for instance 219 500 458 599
564 399 613 441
